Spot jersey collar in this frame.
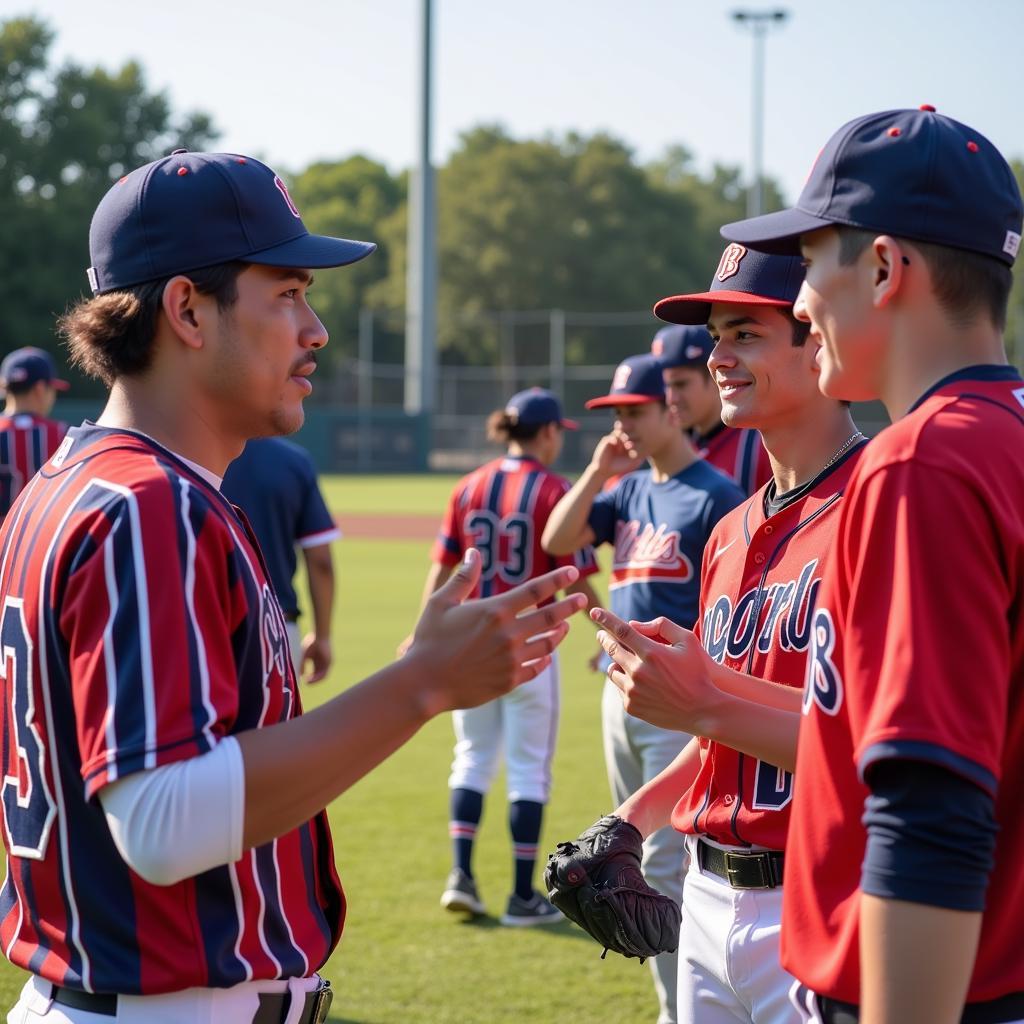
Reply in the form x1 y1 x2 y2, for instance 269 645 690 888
908 364 1024 414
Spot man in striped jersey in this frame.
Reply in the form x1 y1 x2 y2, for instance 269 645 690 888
0 152 586 1023
0 347 69 520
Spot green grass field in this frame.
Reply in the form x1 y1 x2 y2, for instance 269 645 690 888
0 475 658 1022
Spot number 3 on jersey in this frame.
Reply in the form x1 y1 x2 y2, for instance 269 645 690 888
466 511 532 584
1 598 56 858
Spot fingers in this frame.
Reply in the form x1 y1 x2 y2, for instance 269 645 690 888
512 591 588 637
630 617 689 645
595 627 642 676
519 622 571 663
430 549 482 608
492 564 582 616
589 607 653 658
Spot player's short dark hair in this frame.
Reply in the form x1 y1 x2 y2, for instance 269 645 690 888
486 410 552 443
59 261 248 387
836 227 1013 330
783 310 812 348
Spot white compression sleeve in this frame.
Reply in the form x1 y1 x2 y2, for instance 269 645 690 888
99 736 245 886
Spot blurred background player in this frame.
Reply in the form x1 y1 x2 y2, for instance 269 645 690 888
400 388 599 926
543 354 743 1024
583 248 865 1023
0 346 69 520
223 436 340 684
653 321 771 496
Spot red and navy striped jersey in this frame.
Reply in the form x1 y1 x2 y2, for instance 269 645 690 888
694 423 771 496
672 442 865 850
0 413 68 519
0 424 342 995
431 455 597 598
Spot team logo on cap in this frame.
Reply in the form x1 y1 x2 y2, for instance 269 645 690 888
716 243 747 282
273 175 302 219
685 345 704 359
612 364 633 390
651 338 664 356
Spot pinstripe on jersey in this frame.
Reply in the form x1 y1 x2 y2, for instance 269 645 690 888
0 424 342 994
431 455 598 597
0 414 68 519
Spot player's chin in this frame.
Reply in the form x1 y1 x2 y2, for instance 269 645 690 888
719 388 756 428
269 404 306 437
816 361 873 403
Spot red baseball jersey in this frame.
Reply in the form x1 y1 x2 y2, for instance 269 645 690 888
0 424 342 995
672 442 866 849
431 455 597 597
0 412 68 518
784 368 1024 1004
696 423 772 496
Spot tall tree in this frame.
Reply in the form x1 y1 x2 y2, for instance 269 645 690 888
0 16 216 391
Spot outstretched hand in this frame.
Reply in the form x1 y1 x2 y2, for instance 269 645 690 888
407 550 587 716
592 608 721 733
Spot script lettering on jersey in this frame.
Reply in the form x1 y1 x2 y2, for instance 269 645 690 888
702 558 820 664
259 583 288 684
803 607 844 716
610 520 693 586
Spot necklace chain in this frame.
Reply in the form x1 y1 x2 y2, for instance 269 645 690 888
823 431 866 470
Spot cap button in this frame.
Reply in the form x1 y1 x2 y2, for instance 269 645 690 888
919 104 936 112
170 148 188 155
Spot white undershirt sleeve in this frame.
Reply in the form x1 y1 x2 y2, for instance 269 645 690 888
98 736 245 886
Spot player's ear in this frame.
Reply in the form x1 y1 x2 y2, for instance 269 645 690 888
869 235 907 310
160 276 209 351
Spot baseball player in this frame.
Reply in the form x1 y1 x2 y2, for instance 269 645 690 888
579 246 866 1023
652 324 771 494
223 437 340 683
0 151 586 1022
399 388 600 925
720 107 1024 1023
544 354 744 1024
0 346 69 519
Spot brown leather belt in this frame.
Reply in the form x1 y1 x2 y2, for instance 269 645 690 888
697 837 784 889
52 978 333 1023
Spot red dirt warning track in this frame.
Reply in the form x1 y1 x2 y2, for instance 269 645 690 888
336 514 437 541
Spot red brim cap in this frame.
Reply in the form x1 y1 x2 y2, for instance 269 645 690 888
654 291 793 326
584 394 663 410
560 418 580 430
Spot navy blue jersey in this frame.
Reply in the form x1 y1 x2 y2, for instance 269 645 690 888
588 461 744 629
222 438 339 618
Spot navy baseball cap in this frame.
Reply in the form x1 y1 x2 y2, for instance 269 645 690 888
585 354 666 409
87 151 377 294
505 388 578 430
651 325 715 368
0 347 69 392
721 107 1023 266
654 246 805 325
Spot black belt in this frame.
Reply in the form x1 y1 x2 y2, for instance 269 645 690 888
817 990 1024 1024
696 837 784 889
51 978 333 1023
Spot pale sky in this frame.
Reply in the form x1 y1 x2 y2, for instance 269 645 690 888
5 0 1022 203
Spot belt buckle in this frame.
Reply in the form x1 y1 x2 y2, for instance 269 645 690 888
308 980 333 1024
724 851 772 890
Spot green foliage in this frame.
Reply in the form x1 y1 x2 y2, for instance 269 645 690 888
0 15 216 390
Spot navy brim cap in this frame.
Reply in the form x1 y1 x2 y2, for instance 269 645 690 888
719 206 836 255
245 232 377 270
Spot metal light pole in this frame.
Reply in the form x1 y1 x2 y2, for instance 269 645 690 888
405 0 437 418
731 9 789 218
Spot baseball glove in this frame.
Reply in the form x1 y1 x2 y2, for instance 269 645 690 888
544 815 681 961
